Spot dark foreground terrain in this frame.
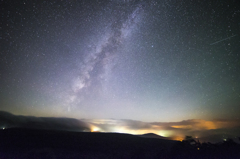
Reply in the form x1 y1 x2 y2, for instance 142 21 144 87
0 128 240 159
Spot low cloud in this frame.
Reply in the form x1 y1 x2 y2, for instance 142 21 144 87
1 111 239 143
0 111 91 132
85 118 240 143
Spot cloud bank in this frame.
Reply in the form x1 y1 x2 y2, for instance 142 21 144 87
0 111 91 132
1 111 239 143
84 118 240 143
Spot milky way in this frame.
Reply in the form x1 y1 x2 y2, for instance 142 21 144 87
69 4 144 111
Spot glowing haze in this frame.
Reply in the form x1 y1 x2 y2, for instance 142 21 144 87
86 118 240 142
1 0 240 142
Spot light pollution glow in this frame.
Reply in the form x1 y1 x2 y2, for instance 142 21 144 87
87 118 240 142
1 110 239 143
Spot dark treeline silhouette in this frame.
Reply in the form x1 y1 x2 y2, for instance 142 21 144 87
171 136 240 159
0 128 240 159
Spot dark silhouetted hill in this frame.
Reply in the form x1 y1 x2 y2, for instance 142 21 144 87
138 133 167 139
0 127 177 158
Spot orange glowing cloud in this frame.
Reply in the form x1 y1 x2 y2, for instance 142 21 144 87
83 118 240 143
171 119 219 130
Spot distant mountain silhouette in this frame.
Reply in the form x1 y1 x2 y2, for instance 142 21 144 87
139 133 167 139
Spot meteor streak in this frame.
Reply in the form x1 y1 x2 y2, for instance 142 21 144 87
210 34 237 45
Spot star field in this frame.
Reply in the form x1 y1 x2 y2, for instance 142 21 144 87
1 0 240 123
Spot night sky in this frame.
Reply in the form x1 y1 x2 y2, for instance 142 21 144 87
1 0 240 137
